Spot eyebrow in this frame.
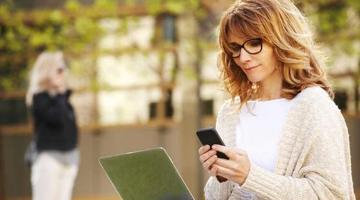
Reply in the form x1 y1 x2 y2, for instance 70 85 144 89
228 42 242 48
228 35 247 46
228 38 248 45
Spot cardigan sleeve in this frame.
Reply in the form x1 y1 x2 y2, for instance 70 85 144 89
239 89 355 200
204 100 236 200
204 176 234 200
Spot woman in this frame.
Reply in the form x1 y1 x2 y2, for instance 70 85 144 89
26 51 79 200
198 0 355 199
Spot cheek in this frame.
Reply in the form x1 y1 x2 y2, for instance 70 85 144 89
259 49 277 69
56 73 65 79
266 56 278 72
262 46 277 64
52 75 60 82
51 74 64 85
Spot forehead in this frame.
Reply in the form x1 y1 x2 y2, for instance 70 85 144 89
228 33 249 44
224 11 262 43
225 19 257 44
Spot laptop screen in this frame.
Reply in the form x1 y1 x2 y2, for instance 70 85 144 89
99 147 194 200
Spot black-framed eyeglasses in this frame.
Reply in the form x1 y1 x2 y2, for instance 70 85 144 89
228 38 263 58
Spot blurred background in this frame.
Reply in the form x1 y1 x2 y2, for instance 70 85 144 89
0 0 359 200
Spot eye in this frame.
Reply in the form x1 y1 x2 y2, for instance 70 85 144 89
228 43 241 51
247 39 262 47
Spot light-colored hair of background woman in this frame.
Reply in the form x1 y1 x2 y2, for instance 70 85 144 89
26 51 66 106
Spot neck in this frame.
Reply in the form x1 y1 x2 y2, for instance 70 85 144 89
259 69 282 100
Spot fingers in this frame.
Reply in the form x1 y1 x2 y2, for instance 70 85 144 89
199 145 218 172
210 163 217 176
213 162 250 185
212 145 248 172
212 145 247 159
212 145 232 158
211 164 232 179
203 154 217 170
198 145 210 155
199 148 216 163
215 158 241 172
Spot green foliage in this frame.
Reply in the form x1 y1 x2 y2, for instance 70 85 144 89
145 0 200 15
0 0 205 92
346 0 360 12
65 0 81 11
0 0 358 92
94 0 117 16
317 7 348 34
300 0 360 76
301 0 360 41
0 1 103 91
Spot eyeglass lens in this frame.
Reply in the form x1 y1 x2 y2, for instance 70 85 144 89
230 38 262 58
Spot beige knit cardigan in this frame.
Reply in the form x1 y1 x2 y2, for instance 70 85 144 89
204 87 355 200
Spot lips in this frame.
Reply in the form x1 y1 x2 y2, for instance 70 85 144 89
243 65 259 72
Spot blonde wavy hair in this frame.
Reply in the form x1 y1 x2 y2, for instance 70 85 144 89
218 0 333 104
26 51 66 106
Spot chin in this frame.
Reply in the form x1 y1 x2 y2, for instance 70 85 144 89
246 75 263 83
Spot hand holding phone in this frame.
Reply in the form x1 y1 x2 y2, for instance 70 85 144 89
196 128 229 160
196 128 229 182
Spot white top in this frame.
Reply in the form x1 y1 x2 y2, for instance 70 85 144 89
236 98 294 172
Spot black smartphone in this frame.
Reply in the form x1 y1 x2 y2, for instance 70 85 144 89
196 128 229 160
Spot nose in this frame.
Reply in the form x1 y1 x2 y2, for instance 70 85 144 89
238 48 251 63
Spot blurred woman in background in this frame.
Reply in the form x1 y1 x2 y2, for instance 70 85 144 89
26 51 79 200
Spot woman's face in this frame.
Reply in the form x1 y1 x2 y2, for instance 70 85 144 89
228 34 281 85
50 63 66 89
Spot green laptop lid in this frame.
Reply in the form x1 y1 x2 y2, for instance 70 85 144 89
99 147 194 200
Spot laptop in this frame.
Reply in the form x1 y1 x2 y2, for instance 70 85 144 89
99 147 195 200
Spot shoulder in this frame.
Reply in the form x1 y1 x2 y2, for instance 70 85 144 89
293 86 345 131
33 90 71 102
283 87 347 153
296 86 333 103
296 86 331 101
216 97 240 126
33 91 51 103
294 86 337 111
33 91 49 98
215 97 240 146
216 97 241 122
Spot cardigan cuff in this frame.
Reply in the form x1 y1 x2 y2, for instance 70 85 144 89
240 164 283 199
